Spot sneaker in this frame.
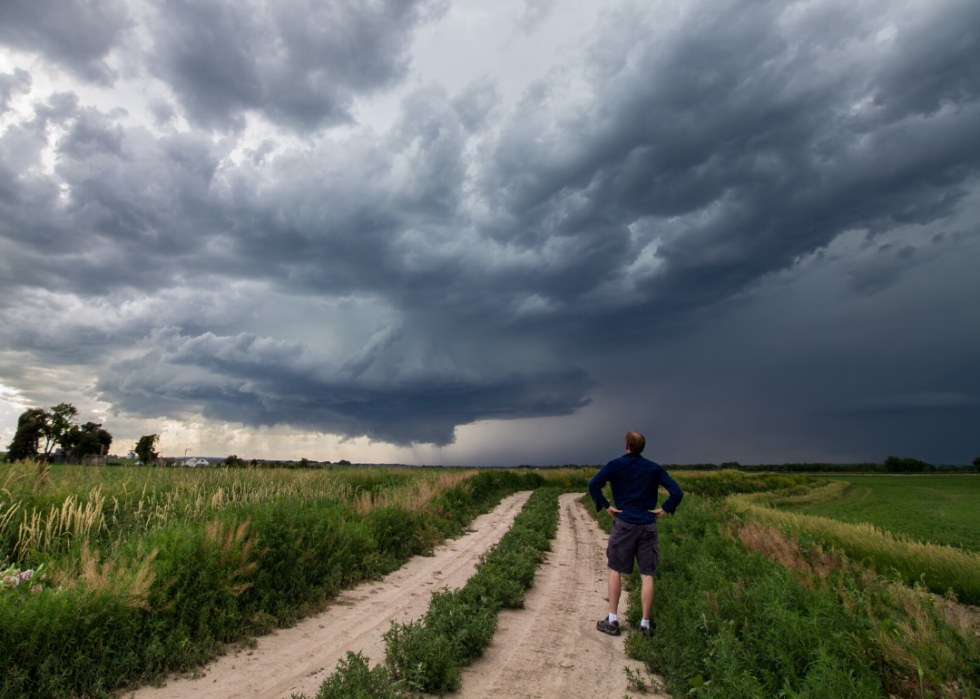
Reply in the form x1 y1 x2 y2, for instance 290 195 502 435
638 625 655 638
596 618 621 636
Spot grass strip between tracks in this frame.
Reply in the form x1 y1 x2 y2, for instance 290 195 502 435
301 487 561 698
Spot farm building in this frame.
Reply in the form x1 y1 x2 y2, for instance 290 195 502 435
183 457 211 467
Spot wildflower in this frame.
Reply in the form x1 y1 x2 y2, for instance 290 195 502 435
31 585 42 594
19 569 33 582
3 575 18 588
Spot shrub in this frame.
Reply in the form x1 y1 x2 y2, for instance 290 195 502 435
308 651 402 699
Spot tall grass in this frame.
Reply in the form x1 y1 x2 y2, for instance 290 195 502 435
0 461 473 562
0 465 545 699
729 491 980 604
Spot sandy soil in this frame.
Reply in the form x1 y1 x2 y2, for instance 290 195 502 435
127 490 665 699
129 490 533 699
456 492 666 699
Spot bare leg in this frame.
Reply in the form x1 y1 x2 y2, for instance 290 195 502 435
608 569 622 616
641 574 655 621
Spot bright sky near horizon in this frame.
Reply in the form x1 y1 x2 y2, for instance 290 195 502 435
1 0 978 465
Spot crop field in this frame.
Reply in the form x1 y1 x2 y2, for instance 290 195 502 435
799 474 980 551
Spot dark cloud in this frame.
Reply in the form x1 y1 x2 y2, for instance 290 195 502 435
475 0 980 326
0 0 130 84
97 327 591 445
146 0 448 131
1 0 979 457
845 241 936 296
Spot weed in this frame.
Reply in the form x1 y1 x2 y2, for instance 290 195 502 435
305 651 404 699
624 665 648 693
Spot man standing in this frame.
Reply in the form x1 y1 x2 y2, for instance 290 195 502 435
588 431 683 636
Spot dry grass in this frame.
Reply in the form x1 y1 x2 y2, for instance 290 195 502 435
203 517 260 597
53 541 158 610
351 470 477 516
725 519 842 588
14 489 108 558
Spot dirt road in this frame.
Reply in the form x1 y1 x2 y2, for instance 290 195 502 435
457 492 665 699
129 490 664 699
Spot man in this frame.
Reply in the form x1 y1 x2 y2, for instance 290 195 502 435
588 431 683 636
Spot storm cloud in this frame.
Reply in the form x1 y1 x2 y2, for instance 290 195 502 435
0 0 978 461
145 0 449 131
0 0 130 84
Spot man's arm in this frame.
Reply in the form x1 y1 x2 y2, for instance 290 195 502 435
658 470 684 514
588 463 615 513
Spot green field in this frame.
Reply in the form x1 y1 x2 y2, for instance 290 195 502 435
801 474 980 551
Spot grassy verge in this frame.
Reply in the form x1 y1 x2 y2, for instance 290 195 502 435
300 487 561 698
586 495 979 698
801 475 980 552
729 490 980 604
0 469 546 699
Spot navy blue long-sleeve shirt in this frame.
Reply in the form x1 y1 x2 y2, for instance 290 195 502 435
588 453 684 525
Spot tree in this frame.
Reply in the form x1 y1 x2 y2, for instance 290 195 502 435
45 403 78 458
134 435 159 466
5 408 49 461
64 422 113 461
884 455 934 472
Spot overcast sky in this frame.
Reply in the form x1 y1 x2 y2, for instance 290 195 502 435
1 0 978 465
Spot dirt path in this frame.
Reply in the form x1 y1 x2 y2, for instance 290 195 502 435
129 491 665 699
129 491 533 699
457 492 666 699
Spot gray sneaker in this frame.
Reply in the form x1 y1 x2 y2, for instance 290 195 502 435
638 624 655 638
596 618 621 636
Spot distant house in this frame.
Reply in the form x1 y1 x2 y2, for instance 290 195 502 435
184 457 210 468
126 451 137 459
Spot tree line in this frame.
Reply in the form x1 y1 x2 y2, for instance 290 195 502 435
665 456 980 472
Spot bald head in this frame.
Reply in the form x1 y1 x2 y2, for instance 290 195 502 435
625 431 645 454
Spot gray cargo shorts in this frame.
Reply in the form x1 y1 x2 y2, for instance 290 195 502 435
606 518 660 576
